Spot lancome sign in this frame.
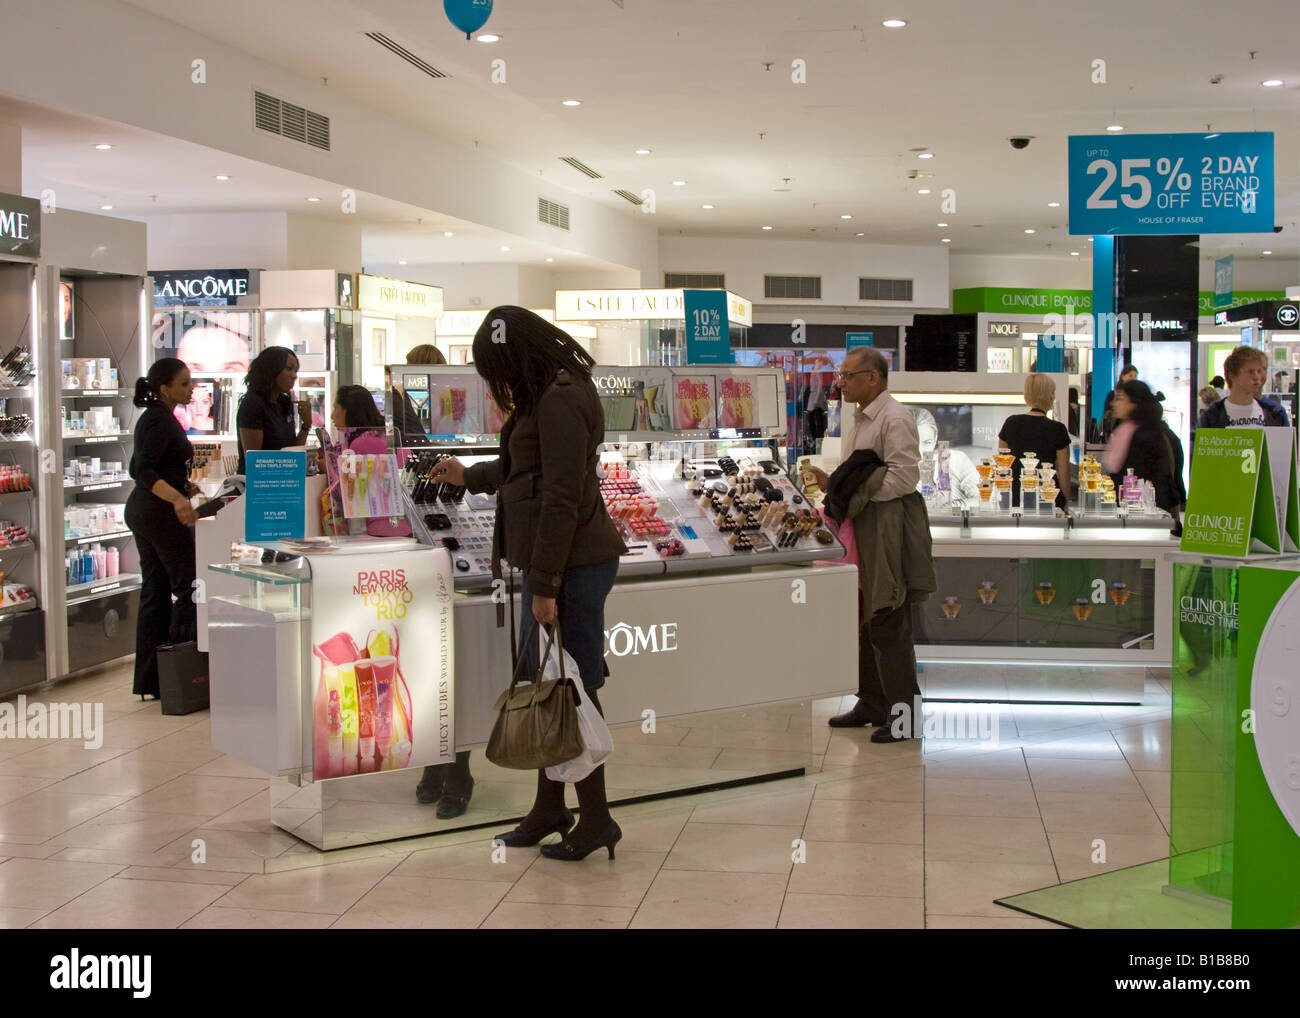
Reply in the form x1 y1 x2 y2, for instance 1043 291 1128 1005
0 193 39 258
152 269 254 307
555 288 752 327
357 273 444 319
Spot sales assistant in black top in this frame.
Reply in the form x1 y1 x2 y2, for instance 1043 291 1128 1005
429 307 628 861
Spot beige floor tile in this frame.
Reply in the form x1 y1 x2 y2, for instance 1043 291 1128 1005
0 789 130 839
181 905 337 929
269 843 399 872
663 822 799 874
0 842 60 858
1020 734 1125 760
1156 806 1172 835
332 874 510 929
779 892 924 929
0 742 131 780
200 793 275 832
482 901 633 929
608 743 723 770
158 825 298 862
50 846 193 868
709 748 819 773
1047 831 1170 882
0 857 125 910
802 798 924 845
215 855 401 914
813 766 924 803
1134 770 1172 808
1112 724 1173 770
921 748 1029 781
48 807 214 853
1035 791 1167 836
30 875 226 928
0 775 59 805
924 815 1054 865
927 911 1066 929
118 865 251 886
924 777 1043 818
924 860 1061 917
394 838 537 883
0 905 46 928
128 732 224 766
1026 758 1146 795
786 841 923 898
125 775 267 816
183 755 274 780
97 715 203 750
631 870 787 929
610 808 691 853
169 855 267 875
506 848 665 907
689 787 813 826
54 753 196 797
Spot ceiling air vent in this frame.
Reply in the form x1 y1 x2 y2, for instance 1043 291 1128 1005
253 90 331 151
611 189 643 206
559 157 603 179
765 275 822 300
365 32 450 79
665 272 726 289
538 196 571 230
859 277 914 301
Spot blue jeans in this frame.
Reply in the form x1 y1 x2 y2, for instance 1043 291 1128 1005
518 557 619 692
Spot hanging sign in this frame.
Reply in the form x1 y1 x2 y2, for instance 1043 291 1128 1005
152 269 254 307
357 274 444 318
682 289 731 364
1180 429 1285 557
1213 255 1235 310
0 192 39 258
845 332 875 349
1069 132 1274 235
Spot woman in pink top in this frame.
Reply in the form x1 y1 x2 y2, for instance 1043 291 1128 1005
329 386 411 539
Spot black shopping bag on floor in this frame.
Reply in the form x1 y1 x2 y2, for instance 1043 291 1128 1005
157 641 209 715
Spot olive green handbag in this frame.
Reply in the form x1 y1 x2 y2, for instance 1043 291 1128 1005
486 621 583 770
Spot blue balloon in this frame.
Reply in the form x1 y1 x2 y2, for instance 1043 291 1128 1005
444 0 493 39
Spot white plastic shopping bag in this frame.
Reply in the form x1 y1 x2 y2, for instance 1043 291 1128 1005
541 629 614 783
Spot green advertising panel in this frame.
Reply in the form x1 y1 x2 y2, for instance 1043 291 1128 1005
951 287 1283 317
1233 565 1300 928
1180 429 1281 557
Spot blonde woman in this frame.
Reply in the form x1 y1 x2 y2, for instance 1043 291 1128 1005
998 373 1072 510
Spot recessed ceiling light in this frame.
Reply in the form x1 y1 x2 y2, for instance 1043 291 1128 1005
476 33 500 43
841 214 852 219
93 143 112 150
672 180 687 186
634 148 651 155
398 260 407 266
1263 250 1273 255
1047 201 1061 207
937 222 948 227
500 245 511 252
856 232 865 237
443 231 454 237
882 18 907 28
1024 228 1036 234
941 238 951 243
1262 79 1284 87
306 196 321 202
701 204 714 209
561 99 582 107
917 188 931 195
918 152 934 159
1106 124 1124 132
1070 251 1080 256
100 204 113 210
761 225 773 230
545 257 554 262
215 174 231 181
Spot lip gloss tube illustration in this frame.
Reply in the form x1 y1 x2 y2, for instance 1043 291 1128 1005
371 656 396 770
324 666 343 776
355 659 377 772
368 625 413 767
313 633 360 776
337 662 359 775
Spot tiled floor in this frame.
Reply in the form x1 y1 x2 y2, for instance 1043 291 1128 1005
0 662 1177 928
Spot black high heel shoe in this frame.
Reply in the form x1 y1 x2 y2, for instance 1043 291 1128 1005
539 819 622 861
493 809 576 848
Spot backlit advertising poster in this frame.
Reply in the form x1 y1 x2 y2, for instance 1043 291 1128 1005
718 374 756 429
308 547 455 779
673 374 716 430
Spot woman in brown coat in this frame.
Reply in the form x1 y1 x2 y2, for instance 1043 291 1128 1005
430 307 627 860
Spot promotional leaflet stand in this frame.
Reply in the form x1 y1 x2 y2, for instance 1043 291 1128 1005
206 363 859 849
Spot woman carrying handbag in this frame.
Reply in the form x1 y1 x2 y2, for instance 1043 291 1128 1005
429 307 628 861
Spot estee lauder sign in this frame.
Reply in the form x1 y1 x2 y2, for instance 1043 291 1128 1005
357 273 444 319
554 288 753 327
0 193 40 258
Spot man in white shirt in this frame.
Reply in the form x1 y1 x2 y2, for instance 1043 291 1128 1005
808 347 928 741
1201 346 1290 429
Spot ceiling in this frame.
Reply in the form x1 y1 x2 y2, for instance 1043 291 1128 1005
13 0 1300 266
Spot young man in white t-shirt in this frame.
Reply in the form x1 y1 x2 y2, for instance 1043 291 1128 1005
1202 346 1290 429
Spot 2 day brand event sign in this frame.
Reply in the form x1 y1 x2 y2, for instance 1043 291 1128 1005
1068 131 1274 235
1180 428 1299 558
308 547 455 778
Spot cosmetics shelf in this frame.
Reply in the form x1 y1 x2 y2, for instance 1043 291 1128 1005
0 540 35 556
65 572 141 599
0 489 34 503
0 599 38 622
66 529 133 547
63 431 130 444
62 479 126 494
62 388 129 399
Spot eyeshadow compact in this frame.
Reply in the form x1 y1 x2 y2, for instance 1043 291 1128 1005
814 529 835 545
759 460 782 475
424 512 452 530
